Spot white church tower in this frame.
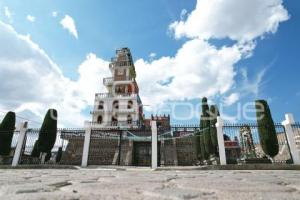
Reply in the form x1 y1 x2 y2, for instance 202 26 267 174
87 48 143 128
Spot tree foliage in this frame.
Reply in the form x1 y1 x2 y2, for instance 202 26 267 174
209 105 219 156
0 112 16 156
201 97 214 159
255 100 279 158
31 109 58 157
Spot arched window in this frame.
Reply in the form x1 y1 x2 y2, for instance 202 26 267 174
97 115 103 124
113 100 119 109
112 115 118 126
127 115 132 124
98 101 104 110
127 100 133 109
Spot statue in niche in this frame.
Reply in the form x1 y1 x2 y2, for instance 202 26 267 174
239 125 256 159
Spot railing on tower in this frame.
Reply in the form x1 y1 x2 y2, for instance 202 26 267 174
95 93 138 99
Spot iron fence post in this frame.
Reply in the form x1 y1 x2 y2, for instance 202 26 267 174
12 122 28 167
151 121 158 169
118 129 122 165
282 113 300 164
81 126 91 167
216 117 227 165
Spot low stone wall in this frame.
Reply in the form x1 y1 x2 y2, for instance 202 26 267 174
88 138 119 165
175 136 198 166
60 138 84 165
59 136 200 166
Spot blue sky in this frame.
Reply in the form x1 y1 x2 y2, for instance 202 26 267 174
0 0 299 127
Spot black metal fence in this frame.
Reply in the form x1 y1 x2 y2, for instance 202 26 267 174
1 121 298 167
292 123 300 149
18 128 85 165
88 128 152 166
222 123 292 164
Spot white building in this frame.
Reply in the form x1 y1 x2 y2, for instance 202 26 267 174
86 48 143 129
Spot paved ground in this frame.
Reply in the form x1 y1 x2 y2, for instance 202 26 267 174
0 169 300 200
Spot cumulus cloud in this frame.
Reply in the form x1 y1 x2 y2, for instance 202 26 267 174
0 21 108 127
26 15 35 22
136 39 242 108
169 0 289 42
4 6 12 21
52 11 58 18
223 93 240 106
60 15 78 39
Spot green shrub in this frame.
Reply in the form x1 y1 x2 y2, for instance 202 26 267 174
201 97 213 157
31 109 58 157
199 134 208 160
255 100 279 158
194 130 201 160
0 112 16 156
209 105 219 156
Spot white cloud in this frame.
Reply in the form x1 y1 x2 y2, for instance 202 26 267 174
180 9 187 20
223 93 240 106
169 0 289 42
149 52 156 59
60 15 78 39
0 21 108 127
26 15 35 22
52 11 58 17
239 67 268 97
4 6 12 21
135 39 242 108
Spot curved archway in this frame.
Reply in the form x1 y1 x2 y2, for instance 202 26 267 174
127 100 133 109
98 101 104 110
127 114 132 124
112 115 118 126
97 115 103 124
113 100 119 109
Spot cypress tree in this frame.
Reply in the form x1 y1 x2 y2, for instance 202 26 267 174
0 112 16 156
56 147 63 163
31 109 58 158
199 134 208 160
209 105 220 156
194 129 201 160
201 97 214 157
255 100 279 158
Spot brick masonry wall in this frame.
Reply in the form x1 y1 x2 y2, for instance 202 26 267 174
60 137 84 165
60 136 199 166
88 138 119 165
175 136 198 166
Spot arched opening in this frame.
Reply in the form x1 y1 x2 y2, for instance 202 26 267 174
113 100 119 109
112 115 118 126
98 101 104 110
127 100 133 109
127 115 132 125
97 115 103 124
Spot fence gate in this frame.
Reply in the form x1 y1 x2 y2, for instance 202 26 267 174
222 123 293 164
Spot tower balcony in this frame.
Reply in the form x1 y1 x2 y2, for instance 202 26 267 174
90 108 136 115
84 120 140 129
103 77 113 86
109 61 133 69
95 93 138 100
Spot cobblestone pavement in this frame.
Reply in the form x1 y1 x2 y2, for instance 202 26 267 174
0 169 300 200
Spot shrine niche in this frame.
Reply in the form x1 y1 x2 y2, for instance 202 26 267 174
239 125 256 159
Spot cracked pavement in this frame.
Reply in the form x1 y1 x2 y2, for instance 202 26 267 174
0 169 300 199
